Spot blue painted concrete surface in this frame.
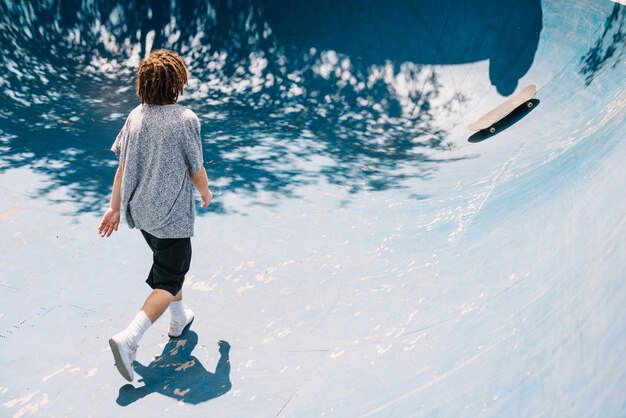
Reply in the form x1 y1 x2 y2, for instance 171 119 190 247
0 0 624 416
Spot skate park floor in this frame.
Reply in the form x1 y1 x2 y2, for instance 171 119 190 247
0 0 625 416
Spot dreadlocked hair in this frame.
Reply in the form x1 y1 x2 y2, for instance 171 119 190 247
135 49 188 105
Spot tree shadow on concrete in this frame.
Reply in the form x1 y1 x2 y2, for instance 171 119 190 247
259 0 542 96
580 3 625 86
116 332 231 406
0 0 541 214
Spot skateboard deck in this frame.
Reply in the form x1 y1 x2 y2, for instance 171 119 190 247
467 84 537 133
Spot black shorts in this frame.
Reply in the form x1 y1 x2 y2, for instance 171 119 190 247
141 230 191 296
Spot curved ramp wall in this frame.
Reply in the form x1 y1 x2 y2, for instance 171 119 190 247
0 1 624 416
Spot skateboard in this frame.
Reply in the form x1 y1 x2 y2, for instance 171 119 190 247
467 84 537 133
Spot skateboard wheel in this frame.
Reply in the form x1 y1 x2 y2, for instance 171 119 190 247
527 101 533 108
489 127 496 134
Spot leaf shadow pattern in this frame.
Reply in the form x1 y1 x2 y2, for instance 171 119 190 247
580 3 625 86
116 331 231 406
0 0 545 214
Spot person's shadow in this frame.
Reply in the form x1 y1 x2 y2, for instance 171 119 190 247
116 330 231 406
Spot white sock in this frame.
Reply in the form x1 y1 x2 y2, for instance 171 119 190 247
169 300 185 323
120 310 152 346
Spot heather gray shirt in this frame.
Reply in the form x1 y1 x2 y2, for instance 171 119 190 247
111 104 203 239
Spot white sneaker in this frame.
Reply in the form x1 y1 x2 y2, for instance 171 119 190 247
109 333 137 382
168 308 194 338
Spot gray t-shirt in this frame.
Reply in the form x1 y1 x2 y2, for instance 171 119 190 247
111 103 203 239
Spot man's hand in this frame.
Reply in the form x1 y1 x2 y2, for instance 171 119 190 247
98 208 120 237
200 189 213 208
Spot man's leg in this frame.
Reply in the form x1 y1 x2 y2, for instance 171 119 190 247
168 289 185 325
168 290 186 323
109 291 172 382
167 289 194 338
141 289 176 323
112 289 173 350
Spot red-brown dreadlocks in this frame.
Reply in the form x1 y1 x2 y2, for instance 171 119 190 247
135 49 188 105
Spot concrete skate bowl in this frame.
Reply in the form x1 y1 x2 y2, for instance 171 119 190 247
0 0 624 416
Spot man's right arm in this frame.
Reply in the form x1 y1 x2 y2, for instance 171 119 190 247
190 166 212 208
